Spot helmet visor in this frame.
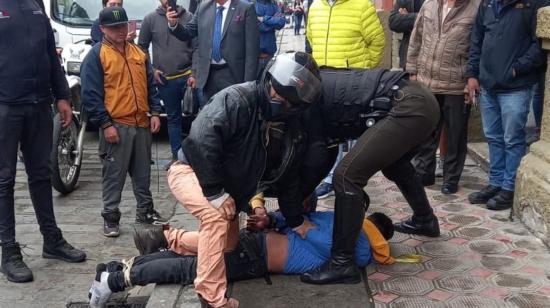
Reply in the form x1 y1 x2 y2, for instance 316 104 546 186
268 55 322 105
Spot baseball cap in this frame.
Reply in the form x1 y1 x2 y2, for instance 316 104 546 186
99 7 129 27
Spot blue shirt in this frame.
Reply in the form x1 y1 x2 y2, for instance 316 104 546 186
255 0 286 55
272 212 372 274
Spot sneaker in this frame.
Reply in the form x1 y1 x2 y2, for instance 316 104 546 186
468 185 501 204
0 242 33 283
315 182 334 199
487 190 514 210
103 220 120 237
435 158 444 178
89 267 112 308
136 209 169 225
89 263 107 299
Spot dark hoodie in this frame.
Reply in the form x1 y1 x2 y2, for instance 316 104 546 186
138 5 195 76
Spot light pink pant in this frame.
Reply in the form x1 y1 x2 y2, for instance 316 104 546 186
167 163 238 307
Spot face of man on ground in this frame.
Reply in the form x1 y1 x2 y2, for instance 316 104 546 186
105 0 123 8
100 24 129 44
269 86 291 107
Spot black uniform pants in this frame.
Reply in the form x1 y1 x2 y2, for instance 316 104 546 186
0 102 60 244
332 81 440 216
414 94 470 185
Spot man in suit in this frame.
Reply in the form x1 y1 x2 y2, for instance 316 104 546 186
167 0 260 101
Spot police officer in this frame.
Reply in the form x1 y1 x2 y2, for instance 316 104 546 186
300 68 440 285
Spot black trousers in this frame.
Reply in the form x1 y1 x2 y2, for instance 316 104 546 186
414 94 470 185
203 65 237 102
332 81 440 216
0 103 60 244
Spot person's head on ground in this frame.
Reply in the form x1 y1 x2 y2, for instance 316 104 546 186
261 51 321 121
100 7 129 45
102 0 123 8
367 212 394 240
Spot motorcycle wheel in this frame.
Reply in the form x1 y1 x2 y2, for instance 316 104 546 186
51 113 81 194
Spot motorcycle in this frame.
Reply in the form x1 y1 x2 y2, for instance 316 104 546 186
50 40 92 194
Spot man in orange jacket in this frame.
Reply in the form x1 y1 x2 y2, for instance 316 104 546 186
81 7 167 237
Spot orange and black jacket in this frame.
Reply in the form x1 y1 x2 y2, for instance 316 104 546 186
81 40 161 128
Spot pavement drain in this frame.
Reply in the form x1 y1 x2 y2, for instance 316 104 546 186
493 273 539 289
469 239 509 254
446 214 482 226
506 292 550 308
456 226 493 238
480 255 521 271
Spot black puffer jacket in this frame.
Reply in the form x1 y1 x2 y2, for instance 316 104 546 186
0 0 69 104
389 0 424 69
182 81 308 227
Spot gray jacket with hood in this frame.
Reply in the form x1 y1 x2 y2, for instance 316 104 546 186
138 5 195 76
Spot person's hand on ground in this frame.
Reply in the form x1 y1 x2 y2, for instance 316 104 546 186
218 196 236 221
104 126 119 144
150 116 161 133
56 99 73 128
293 219 316 239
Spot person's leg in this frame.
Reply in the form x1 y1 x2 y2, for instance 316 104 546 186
412 94 444 186
203 67 235 102
100 124 134 234
441 95 470 193
315 144 341 198
164 228 200 255
0 104 34 282
302 83 439 285
167 163 233 307
158 77 185 159
486 88 531 210
435 123 448 178
20 103 86 262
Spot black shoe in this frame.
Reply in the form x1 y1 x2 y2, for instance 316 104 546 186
132 224 168 255
43 230 86 263
441 183 458 195
486 190 514 210
394 214 440 237
301 192 365 285
468 185 501 204
422 173 435 186
136 209 169 225
1 242 33 283
103 220 120 237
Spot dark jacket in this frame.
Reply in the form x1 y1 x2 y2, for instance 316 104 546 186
256 0 286 55
91 18 103 45
465 0 547 91
169 0 260 89
389 0 424 69
0 0 69 104
182 82 307 227
138 6 195 76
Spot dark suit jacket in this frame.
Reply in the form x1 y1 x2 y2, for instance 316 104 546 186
170 0 260 89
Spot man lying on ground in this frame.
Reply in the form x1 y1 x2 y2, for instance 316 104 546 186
89 210 395 307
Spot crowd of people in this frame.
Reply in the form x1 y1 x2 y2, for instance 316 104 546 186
0 0 548 307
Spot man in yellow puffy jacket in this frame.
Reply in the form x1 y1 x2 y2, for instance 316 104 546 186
308 0 386 200
306 0 385 69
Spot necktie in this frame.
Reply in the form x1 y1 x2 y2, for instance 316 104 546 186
212 6 225 62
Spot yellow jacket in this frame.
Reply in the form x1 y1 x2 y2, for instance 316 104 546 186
306 0 385 69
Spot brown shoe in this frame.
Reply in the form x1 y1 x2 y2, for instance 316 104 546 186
199 296 239 308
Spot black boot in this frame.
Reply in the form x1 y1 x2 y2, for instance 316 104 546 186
1 242 33 283
43 229 86 263
393 173 440 237
300 192 365 285
132 224 169 255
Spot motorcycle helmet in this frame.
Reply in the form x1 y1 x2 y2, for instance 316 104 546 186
261 51 322 120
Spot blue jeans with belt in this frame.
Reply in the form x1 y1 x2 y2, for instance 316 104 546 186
480 87 532 192
158 75 188 158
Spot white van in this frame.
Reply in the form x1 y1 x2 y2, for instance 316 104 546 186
43 0 192 48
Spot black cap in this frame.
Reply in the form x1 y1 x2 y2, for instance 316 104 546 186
99 7 129 27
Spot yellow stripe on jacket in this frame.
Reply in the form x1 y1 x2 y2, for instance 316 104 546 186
306 0 385 69
100 42 151 128
363 219 395 265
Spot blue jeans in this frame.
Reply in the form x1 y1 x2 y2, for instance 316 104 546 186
480 87 532 191
158 75 188 158
323 141 356 184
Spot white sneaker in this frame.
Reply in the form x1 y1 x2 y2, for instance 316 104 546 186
89 271 112 308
